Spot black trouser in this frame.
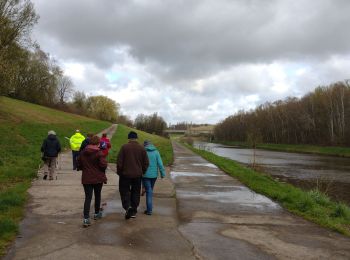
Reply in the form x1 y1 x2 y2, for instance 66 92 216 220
119 176 142 213
72 151 80 170
83 183 103 219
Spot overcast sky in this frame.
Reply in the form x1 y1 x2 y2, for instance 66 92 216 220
32 0 350 124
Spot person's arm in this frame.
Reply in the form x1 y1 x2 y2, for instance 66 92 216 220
98 152 108 169
57 140 61 153
41 139 46 153
156 151 166 178
142 149 149 174
116 147 124 175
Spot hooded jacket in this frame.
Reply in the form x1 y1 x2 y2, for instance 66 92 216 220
78 145 107 184
143 144 166 178
41 134 61 157
70 132 85 151
117 140 149 178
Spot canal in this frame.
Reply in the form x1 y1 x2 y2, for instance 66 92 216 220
194 142 350 205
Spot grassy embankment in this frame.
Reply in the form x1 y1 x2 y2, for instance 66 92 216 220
220 141 350 157
0 96 111 256
109 124 173 166
184 143 350 236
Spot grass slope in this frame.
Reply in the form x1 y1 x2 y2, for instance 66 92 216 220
109 124 173 166
220 141 350 157
0 96 111 256
184 143 350 236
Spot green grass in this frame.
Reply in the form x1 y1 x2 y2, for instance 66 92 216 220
0 96 111 256
218 140 350 157
184 143 350 236
109 124 173 166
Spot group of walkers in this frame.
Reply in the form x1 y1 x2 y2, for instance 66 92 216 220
40 129 165 227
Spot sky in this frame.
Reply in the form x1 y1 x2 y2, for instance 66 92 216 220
31 0 350 124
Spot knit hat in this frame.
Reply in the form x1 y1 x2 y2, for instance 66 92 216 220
48 130 56 136
128 131 138 139
143 140 151 146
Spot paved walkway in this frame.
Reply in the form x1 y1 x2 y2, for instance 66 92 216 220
5 127 194 260
6 134 350 259
171 141 350 259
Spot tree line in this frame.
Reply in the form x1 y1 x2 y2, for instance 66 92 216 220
134 113 167 136
214 81 350 146
0 0 122 123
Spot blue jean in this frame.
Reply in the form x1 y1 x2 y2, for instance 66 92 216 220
142 177 157 213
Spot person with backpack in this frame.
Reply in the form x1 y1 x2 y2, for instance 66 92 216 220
99 133 111 157
142 140 165 215
77 135 107 227
41 130 61 180
117 131 149 219
69 129 85 170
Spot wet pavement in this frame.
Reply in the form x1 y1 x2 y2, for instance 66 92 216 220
195 142 350 204
5 126 194 260
6 132 350 260
172 141 350 259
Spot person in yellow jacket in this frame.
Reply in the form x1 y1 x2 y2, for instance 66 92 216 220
70 129 85 170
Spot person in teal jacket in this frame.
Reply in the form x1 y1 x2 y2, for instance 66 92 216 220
142 140 165 215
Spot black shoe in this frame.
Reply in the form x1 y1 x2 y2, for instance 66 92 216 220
125 208 132 220
43 175 47 180
144 210 152 215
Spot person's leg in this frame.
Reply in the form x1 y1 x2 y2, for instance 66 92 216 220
49 157 57 180
43 160 49 179
130 177 142 216
93 183 103 214
144 178 157 214
119 176 131 211
83 184 93 219
72 151 76 170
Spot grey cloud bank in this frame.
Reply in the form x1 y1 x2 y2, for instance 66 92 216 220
32 0 350 123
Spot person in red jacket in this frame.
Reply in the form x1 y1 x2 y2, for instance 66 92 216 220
77 135 107 227
100 133 112 157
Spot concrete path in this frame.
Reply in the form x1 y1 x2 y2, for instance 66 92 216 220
5 127 195 260
171 141 350 260
6 132 350 260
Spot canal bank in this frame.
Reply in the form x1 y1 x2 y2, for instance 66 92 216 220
195 141 350 205
172 141 350 259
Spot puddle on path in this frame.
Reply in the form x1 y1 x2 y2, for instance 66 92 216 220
191 163 218 168
170 171 222 178
176 189 280 209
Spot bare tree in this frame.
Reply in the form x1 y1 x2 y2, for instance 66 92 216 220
57 75 73 104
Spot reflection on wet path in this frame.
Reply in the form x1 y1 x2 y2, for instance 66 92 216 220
195 142 350 204
172 141 350 259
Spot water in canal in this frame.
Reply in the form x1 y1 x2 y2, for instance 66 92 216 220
194 142 350 205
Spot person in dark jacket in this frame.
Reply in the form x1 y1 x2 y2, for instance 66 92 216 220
117 131 149 219
77 135 107 227
41 130 61 180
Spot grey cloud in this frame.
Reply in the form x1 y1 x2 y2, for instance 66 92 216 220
33 0 350 82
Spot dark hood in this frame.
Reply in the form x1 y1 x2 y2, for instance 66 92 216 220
48 134 57 140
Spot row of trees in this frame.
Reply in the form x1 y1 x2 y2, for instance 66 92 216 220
214 81 350 145
134 113 167 136
0 0 121 123
0 0 73 106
